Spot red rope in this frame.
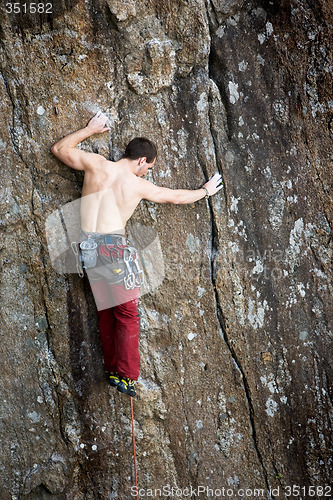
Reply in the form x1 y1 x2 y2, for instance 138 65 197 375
130 397 138 499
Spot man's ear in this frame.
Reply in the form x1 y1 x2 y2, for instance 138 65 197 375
138 157 147 166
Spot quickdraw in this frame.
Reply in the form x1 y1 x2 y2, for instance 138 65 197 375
71 241 84 278
123 247 145 290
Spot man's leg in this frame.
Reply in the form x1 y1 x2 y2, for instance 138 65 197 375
89 279 118 374
97 308 118 373
109 285 140 381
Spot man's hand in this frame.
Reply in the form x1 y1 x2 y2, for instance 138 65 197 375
86 111 111 134
203 173 223 196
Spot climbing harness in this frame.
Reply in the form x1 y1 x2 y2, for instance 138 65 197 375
71 233 144 288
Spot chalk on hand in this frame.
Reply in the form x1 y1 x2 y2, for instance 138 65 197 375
211 172 223 183
99 112 109 122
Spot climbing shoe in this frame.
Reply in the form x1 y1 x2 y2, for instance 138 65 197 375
106 371 120 387
117 377 136 397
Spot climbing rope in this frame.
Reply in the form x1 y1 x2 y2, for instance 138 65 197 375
130 397 138 500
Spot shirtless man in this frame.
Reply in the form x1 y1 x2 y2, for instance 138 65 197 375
51 112 223 397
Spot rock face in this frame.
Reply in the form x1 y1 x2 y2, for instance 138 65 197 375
0 0 332 498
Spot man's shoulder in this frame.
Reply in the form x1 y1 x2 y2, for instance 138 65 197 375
84 153 109 170
134 177 163 199
135 176 153 188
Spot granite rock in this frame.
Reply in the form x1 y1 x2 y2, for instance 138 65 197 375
0 0 332 498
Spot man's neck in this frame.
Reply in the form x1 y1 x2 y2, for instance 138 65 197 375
116 158 139 175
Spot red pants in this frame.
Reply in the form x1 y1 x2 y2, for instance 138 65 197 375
90 280 140 381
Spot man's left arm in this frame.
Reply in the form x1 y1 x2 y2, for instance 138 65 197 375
50 112 110 170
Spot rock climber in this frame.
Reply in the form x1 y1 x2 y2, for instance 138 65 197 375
50 111 223 397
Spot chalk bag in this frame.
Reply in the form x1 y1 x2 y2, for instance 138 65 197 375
80 239 98 269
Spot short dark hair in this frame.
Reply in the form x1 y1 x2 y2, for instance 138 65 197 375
123 137 157 163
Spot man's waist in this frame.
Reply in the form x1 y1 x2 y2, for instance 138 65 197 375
80 231 127 246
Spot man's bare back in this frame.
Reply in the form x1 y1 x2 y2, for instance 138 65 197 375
80 159 152 234
50 112 223 234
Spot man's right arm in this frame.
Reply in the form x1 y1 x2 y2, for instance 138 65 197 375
50 112 110 171
137 173 223 204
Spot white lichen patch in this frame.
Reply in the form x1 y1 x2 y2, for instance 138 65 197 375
299 331 308 341
228 82 239 104
196 92 208 114
285 288 298 308
258 34 266 44
297 283 306 297
277 351 292 386
27 411 41 423
230 219 248 239
233 286 246 325
268 185 285 230
263 166 271 178
216 392 238 457
196 420 203 430
228 241 240 253
227 474 240 486
257 55 265 66
216 25 225 38
230 196 241 213
176 128 189 159
287 436 295 449
261 373 278 394
145 309 170 329
266 22 273 36
238 61 248 72
247 298 269 329
311 268 327 279
272 99 289 124
186 233 201 254
265 397 278 417
286 217 304 271
252 259 264 274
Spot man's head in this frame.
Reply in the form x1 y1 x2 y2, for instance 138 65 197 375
123 137 157 177
123 137 157 163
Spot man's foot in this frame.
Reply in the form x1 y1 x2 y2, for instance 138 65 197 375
106 371 120 387
117 377 136 397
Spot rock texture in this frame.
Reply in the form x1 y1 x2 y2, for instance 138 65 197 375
0 0 332 498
